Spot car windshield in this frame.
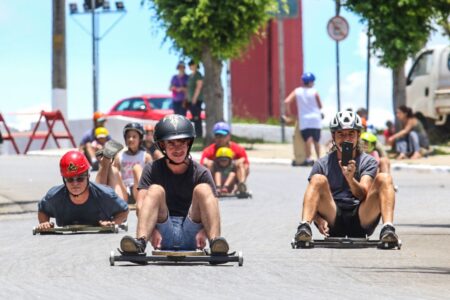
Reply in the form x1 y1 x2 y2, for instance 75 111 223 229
149 97 173 110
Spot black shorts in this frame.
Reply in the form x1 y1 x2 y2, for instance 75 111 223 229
328 202 380 238
301 128 321 142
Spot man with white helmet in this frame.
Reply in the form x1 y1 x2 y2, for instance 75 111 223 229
293 110 400 247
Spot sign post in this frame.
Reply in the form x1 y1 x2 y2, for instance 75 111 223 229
327 15 349 111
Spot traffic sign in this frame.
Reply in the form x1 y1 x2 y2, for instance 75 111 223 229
327 16 349 41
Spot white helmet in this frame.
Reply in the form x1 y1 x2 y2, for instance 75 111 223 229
330 111 363 132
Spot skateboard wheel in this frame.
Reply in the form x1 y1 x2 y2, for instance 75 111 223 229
32 227 37 236
114 225 119 234
109 251 115 266
238 251 244 267
397 240 402 250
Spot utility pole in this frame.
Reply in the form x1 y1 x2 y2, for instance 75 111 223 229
52 0 68 119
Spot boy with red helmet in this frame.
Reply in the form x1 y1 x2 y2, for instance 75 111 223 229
36 150 128 231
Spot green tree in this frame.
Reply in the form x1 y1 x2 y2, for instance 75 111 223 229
145 0 279 143
344 0 448 118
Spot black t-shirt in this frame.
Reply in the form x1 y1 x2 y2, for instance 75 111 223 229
138 159 217 217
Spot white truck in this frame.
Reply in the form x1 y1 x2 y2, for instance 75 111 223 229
406 45 450 138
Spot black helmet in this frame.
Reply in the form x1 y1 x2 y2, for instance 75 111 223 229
154 114 195 164
154 114 196 142
123 122 144 140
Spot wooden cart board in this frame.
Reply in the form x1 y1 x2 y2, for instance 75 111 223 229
32 224 120 235
291 236 402 250
110 250 244 266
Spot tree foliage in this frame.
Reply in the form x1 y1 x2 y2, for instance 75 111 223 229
150 0 279 61
344 0 444 69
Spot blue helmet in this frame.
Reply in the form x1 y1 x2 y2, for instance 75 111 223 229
213 122 231 136
301 72 315 84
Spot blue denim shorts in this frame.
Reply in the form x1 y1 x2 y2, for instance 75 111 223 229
156 216 203 250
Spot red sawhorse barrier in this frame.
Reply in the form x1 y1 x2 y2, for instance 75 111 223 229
23 110 76 154
0 113 21 154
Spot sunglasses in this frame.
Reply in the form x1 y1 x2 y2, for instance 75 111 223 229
65 176 87 183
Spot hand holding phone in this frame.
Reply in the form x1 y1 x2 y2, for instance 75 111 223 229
341 141 353 166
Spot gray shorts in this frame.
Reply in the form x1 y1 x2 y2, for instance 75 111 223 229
156 216 203 250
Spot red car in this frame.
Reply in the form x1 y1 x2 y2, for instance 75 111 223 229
107 94 204 120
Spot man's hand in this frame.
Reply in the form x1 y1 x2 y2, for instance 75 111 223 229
99 220 115 227
314 216 329 237
150 228 162 250
340 160 357 182
37 221 54 231
195 229 207 249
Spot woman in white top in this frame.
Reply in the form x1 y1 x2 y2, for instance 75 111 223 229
284 72 323 166
113 123 152 203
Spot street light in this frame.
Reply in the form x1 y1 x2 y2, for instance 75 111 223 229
68 1 127 114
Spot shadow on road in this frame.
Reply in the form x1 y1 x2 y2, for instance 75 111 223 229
397 223 450 229
345 266 450 275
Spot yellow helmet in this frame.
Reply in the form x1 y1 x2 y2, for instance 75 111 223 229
95 127 109 138
215 147 234 159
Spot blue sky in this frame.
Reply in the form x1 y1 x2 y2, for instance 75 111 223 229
0 0 447 130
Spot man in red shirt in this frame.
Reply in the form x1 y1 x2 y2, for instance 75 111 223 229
200 122 249 193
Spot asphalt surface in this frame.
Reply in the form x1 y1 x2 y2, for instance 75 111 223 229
0 155 450 299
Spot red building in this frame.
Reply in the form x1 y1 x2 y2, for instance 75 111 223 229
230 1 303 121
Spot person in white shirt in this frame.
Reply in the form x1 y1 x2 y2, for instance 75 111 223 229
284 72 323 166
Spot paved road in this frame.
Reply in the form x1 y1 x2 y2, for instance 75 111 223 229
0 156 449 299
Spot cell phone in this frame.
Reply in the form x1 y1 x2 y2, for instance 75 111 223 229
341 141 353 166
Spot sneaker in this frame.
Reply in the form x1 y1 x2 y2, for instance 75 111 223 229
299 159 314 167
237 182 247 194
120 235 146 254
209 237 229 255
295 222 312 242
103 140 124 159
379 224 399 243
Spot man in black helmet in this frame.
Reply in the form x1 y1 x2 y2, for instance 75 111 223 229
294 111 400 248
119 114 229 255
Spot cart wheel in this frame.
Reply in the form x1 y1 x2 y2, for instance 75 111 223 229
32 227 36 236
124 223 128 232
238 251 244 267
397 240 402 250
110 251 115 266
114 225 119 234
291 239 296 249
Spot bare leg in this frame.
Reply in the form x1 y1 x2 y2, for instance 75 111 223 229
136 185 168 240
131 164 143 200
359 173 395 226
235 158 249 183
304 137 313 160
301 174 337 225
379 157 391 174
313 141 321 160
188 183 220 239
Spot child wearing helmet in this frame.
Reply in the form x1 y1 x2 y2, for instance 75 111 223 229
79 112 110 170
95 123 152 204
361 131 392 174
36 150 128 231
283 72 323 166
212 147 237 195
119 114 230 257
201 121 250 194
293 110 400 248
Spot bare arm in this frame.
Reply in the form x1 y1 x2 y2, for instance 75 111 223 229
315 93 323 109
283 90 296 116
391 118 415 140
37 211 54 230
340 160 373 201
192 79 203 104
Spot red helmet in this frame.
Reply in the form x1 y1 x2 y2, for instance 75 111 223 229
60 150 90 178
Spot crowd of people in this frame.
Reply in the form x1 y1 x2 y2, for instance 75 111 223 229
35 70 434 256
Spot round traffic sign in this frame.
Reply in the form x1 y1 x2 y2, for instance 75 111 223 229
327 16 349 41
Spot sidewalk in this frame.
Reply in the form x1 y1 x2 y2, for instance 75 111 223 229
26 142 450 172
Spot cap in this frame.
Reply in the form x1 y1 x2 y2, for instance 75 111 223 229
93 111 106 122
213 122 231 136
95 127 109 138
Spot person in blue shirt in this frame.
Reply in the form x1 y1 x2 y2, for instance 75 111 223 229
37 150 128 230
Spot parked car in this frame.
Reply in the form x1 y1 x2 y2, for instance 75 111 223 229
106 94 205 120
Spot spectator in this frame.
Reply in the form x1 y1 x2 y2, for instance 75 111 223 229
388 105 430 159
383 120 396 146
284 72 323 166
187 60 204 138
169 61 189 116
